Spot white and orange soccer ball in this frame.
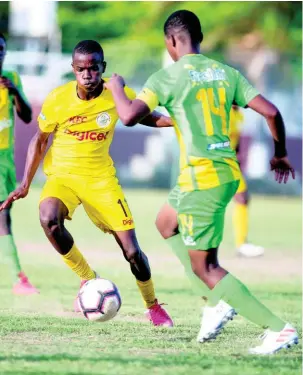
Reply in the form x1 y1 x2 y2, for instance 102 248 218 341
78 278 121 322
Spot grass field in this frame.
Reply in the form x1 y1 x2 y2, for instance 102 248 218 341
0 188 301 375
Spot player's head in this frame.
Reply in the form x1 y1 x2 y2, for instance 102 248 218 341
72 40 106 92
164 10 203 61
0 33 7 65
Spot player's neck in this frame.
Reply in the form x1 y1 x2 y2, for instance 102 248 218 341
177 44 200 60
77 80 104 101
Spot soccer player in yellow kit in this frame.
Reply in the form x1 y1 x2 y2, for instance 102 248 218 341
0 40 173 327
229 105 264 257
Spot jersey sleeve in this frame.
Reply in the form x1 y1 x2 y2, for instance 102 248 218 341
234 71 259 107
137 71 167 112
38 92 58 133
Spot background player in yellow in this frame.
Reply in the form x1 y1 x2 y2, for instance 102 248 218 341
105 10 297 355
229 105 264 257
0 40 173 327
0 33 38 295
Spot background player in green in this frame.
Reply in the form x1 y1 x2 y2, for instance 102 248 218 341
0 33 38 295
105 10 298 355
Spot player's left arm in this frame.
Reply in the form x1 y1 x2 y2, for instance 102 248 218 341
247 95 295 183
234 71 295 184
0 72 32 123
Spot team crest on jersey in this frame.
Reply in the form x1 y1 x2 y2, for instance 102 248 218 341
96 112 111 128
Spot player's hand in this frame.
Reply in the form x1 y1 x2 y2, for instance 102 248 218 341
0 77 18 95
270 156 295 184
0 185 29 211
104 74 125 91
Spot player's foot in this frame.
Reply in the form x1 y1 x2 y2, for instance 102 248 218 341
197 300 236 343
249 323 298 355
145 300 174 327
74 272 99 313
237 243 264 258
12 272 39 295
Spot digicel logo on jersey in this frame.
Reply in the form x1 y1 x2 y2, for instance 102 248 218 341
123 219 134 226
64 128 109 141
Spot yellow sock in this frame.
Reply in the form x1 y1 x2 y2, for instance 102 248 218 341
136 278 156 308
62 244 95 280
233 203 249 248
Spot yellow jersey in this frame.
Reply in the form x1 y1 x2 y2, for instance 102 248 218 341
229 108 244 151
38 80 136 178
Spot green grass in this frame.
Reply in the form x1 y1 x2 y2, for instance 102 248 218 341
0 188 301 375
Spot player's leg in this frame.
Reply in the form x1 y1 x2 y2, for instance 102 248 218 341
156 188 234 340
39 197 95 280
81 178 173 326
39 177 96 283
233 173 264 257
113 228 173 327
0 163 38 294
182 182 297 352
155 201 209 298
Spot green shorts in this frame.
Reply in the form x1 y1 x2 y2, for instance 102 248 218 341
0 152 16 202
168 180 239 250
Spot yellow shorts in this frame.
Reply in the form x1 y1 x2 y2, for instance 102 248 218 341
40 174 135 233
236 171 248 194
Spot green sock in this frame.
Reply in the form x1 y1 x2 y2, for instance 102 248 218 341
166 234 210 298
0 234 22 281
209 273 285 331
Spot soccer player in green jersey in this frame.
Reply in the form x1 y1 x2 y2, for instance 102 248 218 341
105 10 298 354
0 33 38 295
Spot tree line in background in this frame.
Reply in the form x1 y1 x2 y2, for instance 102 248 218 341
58 1 302 82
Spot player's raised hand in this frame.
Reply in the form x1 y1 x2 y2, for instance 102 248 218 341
270 156 295 184
0 185 29 211
104 74 125 91
0 76 17 95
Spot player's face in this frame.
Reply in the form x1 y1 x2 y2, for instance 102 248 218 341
165 35 178 62
0 38 6 65
72 52 106 92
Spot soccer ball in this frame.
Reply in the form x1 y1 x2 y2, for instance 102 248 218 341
78 278 121 322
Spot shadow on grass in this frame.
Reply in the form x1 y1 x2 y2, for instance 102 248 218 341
0 352 301 369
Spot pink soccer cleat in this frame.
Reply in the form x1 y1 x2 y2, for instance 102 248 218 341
145 300 174 327
12 272 39 295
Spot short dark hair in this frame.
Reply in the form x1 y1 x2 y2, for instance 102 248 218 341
73 40 103 58
164 10 203 44
0 33 6 43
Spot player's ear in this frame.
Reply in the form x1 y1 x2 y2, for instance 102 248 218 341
171 35 177 48
102 61 107 73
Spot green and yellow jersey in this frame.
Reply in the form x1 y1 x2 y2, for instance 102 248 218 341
0 70 28 155
137 54 259 192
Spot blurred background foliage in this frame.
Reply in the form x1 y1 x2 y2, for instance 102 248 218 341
58 1 302 80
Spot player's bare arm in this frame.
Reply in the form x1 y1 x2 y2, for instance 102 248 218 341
0 76 32 123
105 74 154 126
247 94 295 183
0 129 50 211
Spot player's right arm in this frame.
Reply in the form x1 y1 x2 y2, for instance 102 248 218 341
0 91 57 211
234 72 295 184
0 129 50 210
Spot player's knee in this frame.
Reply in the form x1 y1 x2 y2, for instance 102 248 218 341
155 216 178 239
39 210 63 235
234 191 249 205
123 244 139 263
